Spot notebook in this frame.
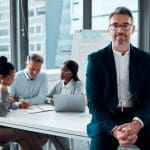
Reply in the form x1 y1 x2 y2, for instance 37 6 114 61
53 94 85 112
25 104 54 114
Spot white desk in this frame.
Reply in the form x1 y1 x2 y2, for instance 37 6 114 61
0 107 91 141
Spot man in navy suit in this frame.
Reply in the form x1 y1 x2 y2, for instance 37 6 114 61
86 7 150 150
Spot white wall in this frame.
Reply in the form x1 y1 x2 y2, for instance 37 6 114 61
43 69 60 90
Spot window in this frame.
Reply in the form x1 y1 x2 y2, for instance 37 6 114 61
36 7 46 16
0 0 9 5
0 45 8 51
0 13 9 20
29 44 35 51
28 10 34 17
29 26 34 34
36 43 41 51
36 25 41 33
0 29 8 36
0 0 11 61
28 0 83 69
92 0 138 47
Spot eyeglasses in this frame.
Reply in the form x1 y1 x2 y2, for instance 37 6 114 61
61 70 72 74
109 23 133 31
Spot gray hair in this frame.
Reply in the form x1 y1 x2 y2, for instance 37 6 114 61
109 7 134 23
27 54 43 63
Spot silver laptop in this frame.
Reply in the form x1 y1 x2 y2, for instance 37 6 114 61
53 94 85 112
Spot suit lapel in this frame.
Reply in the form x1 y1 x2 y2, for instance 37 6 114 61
129 45 137 94
105 43 118 98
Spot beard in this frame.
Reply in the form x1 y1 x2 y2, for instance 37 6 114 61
114 33 128 45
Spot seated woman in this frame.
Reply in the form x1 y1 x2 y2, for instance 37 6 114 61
46 60 83 150
47 60 83 100
0 56 48 150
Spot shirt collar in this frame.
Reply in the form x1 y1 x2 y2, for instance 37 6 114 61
62 79 74 88
113 49 130 57
24 69 34 81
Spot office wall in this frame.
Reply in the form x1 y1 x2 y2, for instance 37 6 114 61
43 69 60 90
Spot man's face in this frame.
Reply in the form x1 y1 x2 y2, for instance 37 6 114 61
108 14 135 47
26 61 42 79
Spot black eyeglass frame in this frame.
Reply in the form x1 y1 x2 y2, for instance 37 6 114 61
109 23 133 31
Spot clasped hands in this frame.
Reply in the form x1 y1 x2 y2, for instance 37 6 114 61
112 120 142 147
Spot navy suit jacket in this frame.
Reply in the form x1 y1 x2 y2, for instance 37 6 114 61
86 43 150 137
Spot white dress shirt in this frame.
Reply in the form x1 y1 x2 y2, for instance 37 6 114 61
113 49 133 108
113 49 144 126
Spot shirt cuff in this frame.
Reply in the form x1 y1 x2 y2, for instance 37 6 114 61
45 97 52 104
111 125 118 133
14 102 22 108
133 117 144 127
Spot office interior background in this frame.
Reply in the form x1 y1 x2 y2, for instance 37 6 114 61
0 1 150 149
0 0 150 87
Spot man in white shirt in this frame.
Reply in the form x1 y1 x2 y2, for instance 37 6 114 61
86 7 150 150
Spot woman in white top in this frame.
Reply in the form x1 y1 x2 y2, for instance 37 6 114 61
47 59 83 99
47 60 83 150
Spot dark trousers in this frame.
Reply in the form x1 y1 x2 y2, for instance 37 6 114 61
0 127 48 150
90 108 150 150
49 135 70 150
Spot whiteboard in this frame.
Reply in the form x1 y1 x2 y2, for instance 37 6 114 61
71 30 111 87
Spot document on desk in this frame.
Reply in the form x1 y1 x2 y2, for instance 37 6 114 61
25 104 54 114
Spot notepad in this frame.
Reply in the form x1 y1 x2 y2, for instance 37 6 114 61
25 104 54 114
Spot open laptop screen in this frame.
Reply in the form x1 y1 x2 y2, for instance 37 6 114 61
53 94 85 112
